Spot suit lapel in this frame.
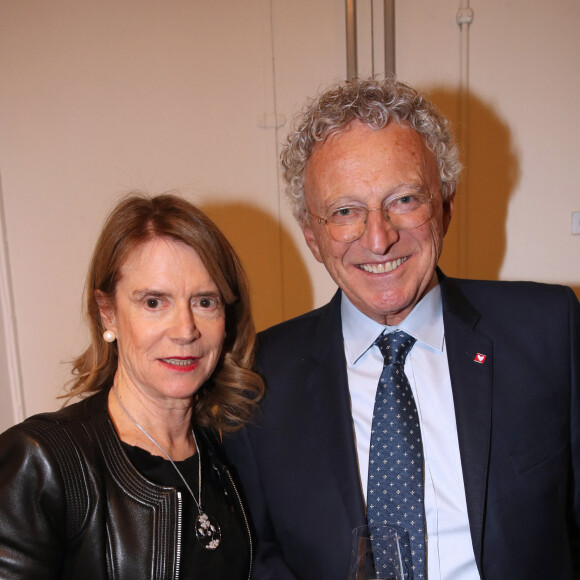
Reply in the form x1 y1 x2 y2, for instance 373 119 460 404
306 290 367 531
440 275 493 574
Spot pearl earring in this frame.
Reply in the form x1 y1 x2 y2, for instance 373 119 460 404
103 330 116 343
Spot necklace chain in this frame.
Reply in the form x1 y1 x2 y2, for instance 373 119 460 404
112 386 222 550
112 386 202 513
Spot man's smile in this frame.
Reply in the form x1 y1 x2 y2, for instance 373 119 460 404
358 256 408 274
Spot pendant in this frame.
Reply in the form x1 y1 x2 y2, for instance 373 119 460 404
195 512 222 550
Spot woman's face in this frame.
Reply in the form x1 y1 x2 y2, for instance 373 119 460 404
99 237 226 405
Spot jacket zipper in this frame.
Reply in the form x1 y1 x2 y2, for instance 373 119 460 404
175 491 183 580
225 469 253 580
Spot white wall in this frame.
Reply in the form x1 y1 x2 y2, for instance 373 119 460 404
0 1 578 428
471 0 579 285
396 0 580 287
0 0 347 424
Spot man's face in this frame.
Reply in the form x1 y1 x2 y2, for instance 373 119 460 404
302 121 454 325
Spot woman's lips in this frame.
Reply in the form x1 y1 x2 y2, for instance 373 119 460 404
158 357 200 372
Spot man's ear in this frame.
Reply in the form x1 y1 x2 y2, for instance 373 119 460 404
302 223 324 263
442 192 455 235
95 290 116 331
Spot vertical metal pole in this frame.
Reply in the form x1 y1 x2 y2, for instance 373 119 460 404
457 1 474 277
346 0 358 80
384 0 395 75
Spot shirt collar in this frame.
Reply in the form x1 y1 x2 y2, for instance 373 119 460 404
341 283 444 365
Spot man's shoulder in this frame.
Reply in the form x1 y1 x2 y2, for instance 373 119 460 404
444 276 576 305
259 304 327 340
257 291 341 345
441 276 578 330
254 292 344 376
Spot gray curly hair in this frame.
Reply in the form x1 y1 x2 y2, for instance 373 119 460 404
280 76 462 224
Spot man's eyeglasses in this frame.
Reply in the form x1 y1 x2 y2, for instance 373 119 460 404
308 192 433 243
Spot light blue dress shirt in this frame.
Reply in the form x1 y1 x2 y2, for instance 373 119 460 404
342 285 480 580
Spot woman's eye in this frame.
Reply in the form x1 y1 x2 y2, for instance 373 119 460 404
197 297 219 309
145 298 162 309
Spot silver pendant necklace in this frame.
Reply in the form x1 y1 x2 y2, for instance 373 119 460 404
113 386 222 550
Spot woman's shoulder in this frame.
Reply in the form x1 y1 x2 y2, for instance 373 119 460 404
0 390 113 559
28 388 109 424
0 389 110 462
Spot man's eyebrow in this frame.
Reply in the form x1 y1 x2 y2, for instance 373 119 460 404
326 184 427 206
385 183 426 194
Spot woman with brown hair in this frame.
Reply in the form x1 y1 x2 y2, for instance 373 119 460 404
0 193 264 579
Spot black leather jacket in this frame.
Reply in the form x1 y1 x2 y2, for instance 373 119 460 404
0 388 253 579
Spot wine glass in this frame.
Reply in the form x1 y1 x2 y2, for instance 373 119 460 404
347 524 408 580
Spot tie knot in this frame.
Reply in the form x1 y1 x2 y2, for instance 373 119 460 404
374 330 416 366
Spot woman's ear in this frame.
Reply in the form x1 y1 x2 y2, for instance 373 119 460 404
95 290 116 331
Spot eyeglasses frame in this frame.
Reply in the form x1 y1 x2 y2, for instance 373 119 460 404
308 192 434 243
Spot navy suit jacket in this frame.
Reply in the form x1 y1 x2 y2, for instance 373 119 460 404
225 276 580 579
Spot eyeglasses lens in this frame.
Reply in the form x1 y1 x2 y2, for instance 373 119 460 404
327 200 432 242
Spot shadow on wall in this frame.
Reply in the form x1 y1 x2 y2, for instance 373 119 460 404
201 201 313 332
428 88 520 281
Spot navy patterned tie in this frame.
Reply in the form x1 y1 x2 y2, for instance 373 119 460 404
367 330 426 579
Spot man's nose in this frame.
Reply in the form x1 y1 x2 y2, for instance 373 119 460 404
358 208 399 254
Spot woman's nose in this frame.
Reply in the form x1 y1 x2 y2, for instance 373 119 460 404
170 304 200 343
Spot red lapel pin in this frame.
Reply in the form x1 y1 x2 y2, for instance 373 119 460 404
474 353 487 364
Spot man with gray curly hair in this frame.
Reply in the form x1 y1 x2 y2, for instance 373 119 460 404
225 77 580 580
281 77 460 226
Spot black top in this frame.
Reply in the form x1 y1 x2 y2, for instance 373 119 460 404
122 434 249 579
0 387 251 579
